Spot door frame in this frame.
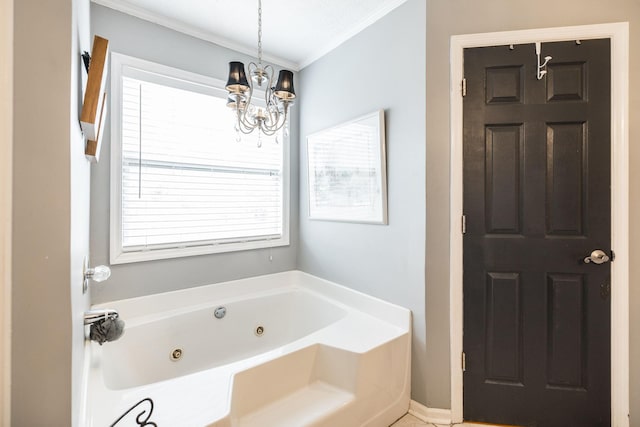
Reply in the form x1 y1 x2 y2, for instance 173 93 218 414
0 0 12 424
449 22 629 425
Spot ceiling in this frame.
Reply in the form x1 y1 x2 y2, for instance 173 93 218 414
92 0 410 70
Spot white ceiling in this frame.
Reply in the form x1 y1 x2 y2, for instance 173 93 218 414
92 0 409 71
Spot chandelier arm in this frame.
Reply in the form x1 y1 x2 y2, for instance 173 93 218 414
247 61 260 74
267 93 281 127
235 108 256 135
245 62 258 104
260 107 287 136
236 104 256 133
264 105 280 129
236 115 255 135
235 88 262 134
261 103 289 134
262 64 276 116
265 78 281 129
260 127 278 137
235 62 260 132
263 64 274 76
265 100 278 128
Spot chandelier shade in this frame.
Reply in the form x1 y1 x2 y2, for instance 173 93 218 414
274 70 296 100
225 61 250 93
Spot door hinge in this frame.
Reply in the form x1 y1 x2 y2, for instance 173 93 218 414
462 78 467 97
462 352 466 372
462 215 466 234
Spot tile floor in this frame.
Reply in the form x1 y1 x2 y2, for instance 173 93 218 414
390 413 504 427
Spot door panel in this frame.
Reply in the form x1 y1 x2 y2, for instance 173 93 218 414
485 125 523 234
546 121 587 235
546 274 587 390
463 40 611 427
484 272 523 385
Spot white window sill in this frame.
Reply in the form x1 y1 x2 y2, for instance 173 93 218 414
110 236 290 265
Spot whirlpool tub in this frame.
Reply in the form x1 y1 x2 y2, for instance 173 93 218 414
83 271 411 427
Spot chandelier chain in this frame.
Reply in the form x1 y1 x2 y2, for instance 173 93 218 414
257 0 263 65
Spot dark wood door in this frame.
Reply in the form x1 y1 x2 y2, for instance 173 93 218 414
463 40 611 427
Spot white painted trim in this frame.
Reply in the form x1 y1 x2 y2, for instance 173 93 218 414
449 22 630 426
409 400 452 425
296 0 409 69
79 341 91 426
0 0 12 423
109 53 291 265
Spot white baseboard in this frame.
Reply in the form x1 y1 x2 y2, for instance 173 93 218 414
409 400 452 424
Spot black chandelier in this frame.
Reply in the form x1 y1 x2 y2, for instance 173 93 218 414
225 0 296 140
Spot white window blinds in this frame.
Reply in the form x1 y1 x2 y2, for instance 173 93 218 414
118 70 284 254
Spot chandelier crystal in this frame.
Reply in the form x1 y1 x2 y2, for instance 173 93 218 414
225 0 296 141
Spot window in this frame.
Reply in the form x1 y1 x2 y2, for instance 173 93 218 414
110 54 289 264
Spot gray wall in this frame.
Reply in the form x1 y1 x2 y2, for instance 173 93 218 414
425 0 640 417
298 0 428 405
12 0 91 425
90 4 299 303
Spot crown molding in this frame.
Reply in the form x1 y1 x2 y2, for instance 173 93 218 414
91 0 300 71
297 0 409 69
92 0 410 71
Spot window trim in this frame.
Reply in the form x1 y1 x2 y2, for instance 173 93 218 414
109 53 290 264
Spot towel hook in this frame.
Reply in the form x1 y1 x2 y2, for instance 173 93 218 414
535 42 552 80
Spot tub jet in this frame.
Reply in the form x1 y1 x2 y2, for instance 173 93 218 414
170 348 183 361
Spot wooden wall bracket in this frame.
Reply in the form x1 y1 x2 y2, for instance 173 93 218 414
80 35 109 162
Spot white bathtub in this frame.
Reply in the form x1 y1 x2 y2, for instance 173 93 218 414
83 271 411 427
